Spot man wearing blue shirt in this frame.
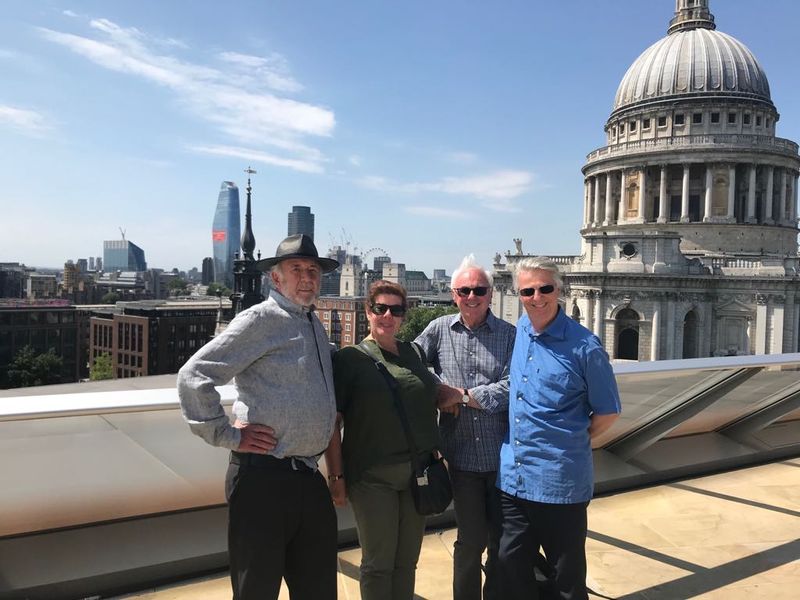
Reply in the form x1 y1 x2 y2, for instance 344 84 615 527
497 257 621 600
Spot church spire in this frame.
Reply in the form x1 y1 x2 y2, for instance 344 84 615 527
668 0 716 35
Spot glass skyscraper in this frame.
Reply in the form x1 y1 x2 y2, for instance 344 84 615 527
212 181 241 289
287 205 314 241
103 240 147 272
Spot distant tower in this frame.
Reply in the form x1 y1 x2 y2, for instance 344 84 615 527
212 181 241 289
201 257 214 285
287 205 315 241
231 167 265 314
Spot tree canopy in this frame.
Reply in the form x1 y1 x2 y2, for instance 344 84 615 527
397 305 458 341
90 353 114 381
206 282 232 297
7 345 63 388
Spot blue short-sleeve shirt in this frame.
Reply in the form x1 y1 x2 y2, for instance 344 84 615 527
499 307 621 504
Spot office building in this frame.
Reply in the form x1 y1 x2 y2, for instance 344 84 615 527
287 205 314 241
103 240 147 272
211 181 241 290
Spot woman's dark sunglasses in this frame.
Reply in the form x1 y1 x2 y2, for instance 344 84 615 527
454 286 489 297
519 284 556 297
370 303 406 317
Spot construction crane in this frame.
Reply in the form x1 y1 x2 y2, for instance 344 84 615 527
119 227 126 241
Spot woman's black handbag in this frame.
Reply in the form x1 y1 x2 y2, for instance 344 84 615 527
358 341 453 516
409 453 453 515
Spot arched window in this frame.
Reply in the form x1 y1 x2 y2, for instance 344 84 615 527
615 308 640 360
683 310 699 358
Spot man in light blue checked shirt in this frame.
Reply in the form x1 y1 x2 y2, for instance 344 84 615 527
416 255 515 600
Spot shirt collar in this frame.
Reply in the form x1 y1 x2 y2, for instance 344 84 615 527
449 309 497 333
525 306 567 340
270 289 314 316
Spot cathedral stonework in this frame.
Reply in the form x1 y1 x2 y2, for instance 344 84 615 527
492 0 800 360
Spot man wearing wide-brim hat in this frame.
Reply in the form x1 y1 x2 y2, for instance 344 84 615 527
178 234 340 600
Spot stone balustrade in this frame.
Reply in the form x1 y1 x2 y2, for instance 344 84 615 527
586 134 799 163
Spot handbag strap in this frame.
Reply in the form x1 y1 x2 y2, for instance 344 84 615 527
358 340 425 476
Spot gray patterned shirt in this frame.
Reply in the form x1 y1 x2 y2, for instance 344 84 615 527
415 311 515 472
177 289 336 468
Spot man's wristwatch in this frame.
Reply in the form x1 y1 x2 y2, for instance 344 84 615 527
461 389 470 406
328 473 344 482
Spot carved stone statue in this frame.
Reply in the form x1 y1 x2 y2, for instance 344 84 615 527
513 238 523 255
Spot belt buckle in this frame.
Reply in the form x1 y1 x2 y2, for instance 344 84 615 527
290 457 303 471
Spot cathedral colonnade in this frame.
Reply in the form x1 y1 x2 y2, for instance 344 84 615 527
583 163 799 227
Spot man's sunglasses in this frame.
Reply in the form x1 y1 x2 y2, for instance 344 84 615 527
519 284 556 297
370 303 406 317
454 286 489 297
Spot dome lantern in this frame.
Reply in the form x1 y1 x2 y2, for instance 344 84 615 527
668 0 716 35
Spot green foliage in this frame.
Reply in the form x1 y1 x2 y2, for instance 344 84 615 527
168 277 189 296
7 345 63 388
90 353 114 381
206 282 232 297
101 292 120 304
397 305 458 341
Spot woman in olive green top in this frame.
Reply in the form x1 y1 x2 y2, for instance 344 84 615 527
325 280 440 600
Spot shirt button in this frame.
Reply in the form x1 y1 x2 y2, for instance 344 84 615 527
515 418 520 423
475 436 480 441
516 461 521 466
528 356 533 361
517 392 524 399
473 416 478 421
515 440 521 446
522 376 528 382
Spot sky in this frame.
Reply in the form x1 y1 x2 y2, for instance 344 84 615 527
3 0 800 275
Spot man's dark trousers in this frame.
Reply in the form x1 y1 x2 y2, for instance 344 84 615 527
451 468 502 600
226 457 337 600
497 492 589 600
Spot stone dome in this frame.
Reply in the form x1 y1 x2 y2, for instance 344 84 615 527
613 11 772 114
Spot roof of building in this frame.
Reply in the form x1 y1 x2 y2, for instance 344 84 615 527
613 2 772 114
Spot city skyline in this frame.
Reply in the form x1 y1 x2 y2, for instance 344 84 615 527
3 1 800 274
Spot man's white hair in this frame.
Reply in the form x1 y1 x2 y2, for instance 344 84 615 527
512 257 563 291
450 254 494 288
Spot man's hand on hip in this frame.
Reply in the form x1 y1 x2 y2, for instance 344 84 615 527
234 420 277 454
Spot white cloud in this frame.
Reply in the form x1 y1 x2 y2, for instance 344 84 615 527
405 206 472 219
348 155 362 167
355 170 533 212
189 144 324 174
0 49 18 60
443 151 478 165
38 18 334 173
0 104 51 135
63 10 78 18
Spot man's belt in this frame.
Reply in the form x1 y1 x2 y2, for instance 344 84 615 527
230 451 315 473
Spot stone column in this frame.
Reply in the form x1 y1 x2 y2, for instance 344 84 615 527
604 172 614 225
746 164 757 223
658 165 668 223
755 295 768 355
594 291 604 344
681 164 690 222
618 170 627 222
638 167 647 222
583 180 590 227
779 168 787 225
703 164 713 221
665 294 675 359
651 307 660 360
593 175 602 225
727 164 736 221
771 297 785 354
792 172 798 224
764 165 774 224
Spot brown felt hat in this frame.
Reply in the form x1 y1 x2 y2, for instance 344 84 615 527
254 234 339 273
